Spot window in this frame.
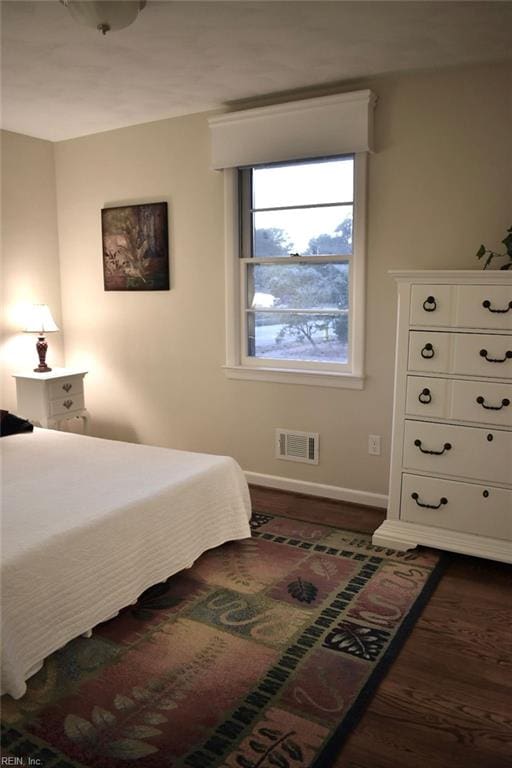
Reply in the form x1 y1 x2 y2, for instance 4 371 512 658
224 154 366 388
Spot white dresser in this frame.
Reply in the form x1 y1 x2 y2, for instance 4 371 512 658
14 368 89 431
373 270 512 564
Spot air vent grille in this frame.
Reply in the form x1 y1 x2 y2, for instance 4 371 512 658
276 429 319 464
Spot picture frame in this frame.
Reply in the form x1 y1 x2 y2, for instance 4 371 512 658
102 202 169 291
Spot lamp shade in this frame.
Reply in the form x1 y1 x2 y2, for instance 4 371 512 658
24 305 59 333
60 1 146 33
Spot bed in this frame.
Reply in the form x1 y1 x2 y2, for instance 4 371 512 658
1 427 251 699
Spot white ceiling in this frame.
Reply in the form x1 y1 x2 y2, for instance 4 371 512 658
2 1 511 142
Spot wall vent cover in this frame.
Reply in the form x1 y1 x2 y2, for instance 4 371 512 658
275 429 319 464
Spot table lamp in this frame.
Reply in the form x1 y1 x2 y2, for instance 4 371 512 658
24 304 59 373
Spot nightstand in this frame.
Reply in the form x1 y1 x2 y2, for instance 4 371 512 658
13 368 89 432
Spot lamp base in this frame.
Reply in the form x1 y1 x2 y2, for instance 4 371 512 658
34 335 51 373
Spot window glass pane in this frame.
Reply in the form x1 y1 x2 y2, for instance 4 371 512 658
253 208 352 257
253 157 353 209
248 311 348 363
248 262 349 311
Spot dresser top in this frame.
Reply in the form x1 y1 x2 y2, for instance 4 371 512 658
390 269 512 284
13 368 88 381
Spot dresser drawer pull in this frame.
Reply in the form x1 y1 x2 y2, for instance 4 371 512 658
422 296 437 312
476 395 510 411
482 299 512 314
63 399 74 410
62 383 72 392
411 492 448 509
418 388 432 404
414 439 451 455
420 343 435 359
479 349 512 363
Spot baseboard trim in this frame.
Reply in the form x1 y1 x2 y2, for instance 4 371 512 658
244 471 388 509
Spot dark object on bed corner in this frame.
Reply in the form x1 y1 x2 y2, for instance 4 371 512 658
0 410 34 437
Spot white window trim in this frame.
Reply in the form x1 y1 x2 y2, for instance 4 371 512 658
222 153 367 389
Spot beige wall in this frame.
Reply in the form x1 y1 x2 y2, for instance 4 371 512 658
1 131 64 410
48 61 511 496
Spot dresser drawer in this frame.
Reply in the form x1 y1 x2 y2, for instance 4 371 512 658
410 285 453 327
455 285 512 331
403 420 512 485
409 331 512 378
453 333 512 378
49 393 85 417
405 376 449 419
48 375 84 399
450 379 512 427
401 473 512 541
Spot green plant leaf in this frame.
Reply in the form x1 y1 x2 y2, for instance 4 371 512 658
502 231 512 256
476 244 486 258
105 739 158 759
64 714 97 745
114 694 135 711
500 262 512 270
91 706 116 728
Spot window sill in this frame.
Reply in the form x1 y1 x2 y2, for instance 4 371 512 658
222 365 365 389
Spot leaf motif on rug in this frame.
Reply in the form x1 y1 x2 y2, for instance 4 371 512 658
287 577 318 604
323 619 390 661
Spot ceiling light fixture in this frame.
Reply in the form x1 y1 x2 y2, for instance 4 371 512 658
60 1 146 35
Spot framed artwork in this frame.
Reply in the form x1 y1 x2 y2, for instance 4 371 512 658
102 202 169 291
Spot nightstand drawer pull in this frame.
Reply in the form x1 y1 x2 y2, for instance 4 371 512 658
411 492 448 509
63 399 74 409
421 343 435 359
479 348 512 363
414 438 451 455
418 388 432 404
476 396 510 411
482 299 512 314
62 383 72 392
422 296 437 312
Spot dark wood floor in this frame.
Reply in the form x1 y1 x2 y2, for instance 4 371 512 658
250 486 512 768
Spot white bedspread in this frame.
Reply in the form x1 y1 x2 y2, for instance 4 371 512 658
0 428 251 699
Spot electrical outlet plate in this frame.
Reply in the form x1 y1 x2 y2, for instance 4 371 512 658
368 434 381 455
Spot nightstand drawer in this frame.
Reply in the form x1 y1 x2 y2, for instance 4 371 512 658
49 393 85 417
403 420 512 484
401 473 512 541
48 375 84 399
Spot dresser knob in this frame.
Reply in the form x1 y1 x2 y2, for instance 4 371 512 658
63 399 73 410
418 388 432 404
62 383 72 392
482 299 512 314
422 296 437 312
421 343 435 359
483 490 489 498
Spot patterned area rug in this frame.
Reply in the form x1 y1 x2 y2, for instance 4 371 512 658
1 513 444 768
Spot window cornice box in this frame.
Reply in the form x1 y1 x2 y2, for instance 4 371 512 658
208 90 376 170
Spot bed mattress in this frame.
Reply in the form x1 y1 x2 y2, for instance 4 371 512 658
0 428 251 699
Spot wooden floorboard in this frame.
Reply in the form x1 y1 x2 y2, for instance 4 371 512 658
249 485 512 768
